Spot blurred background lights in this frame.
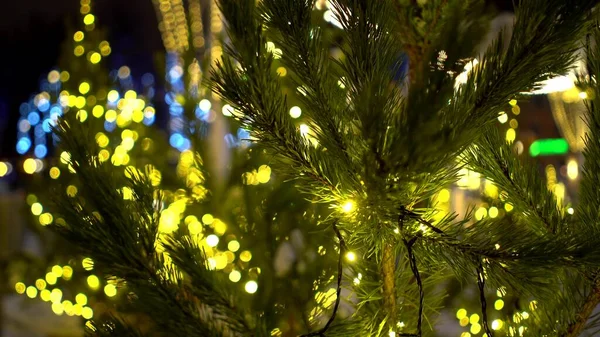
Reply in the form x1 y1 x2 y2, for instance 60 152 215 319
104 284 117 297
87 275 100 290
345 251 356 262
289 106 302 118
244 281 258 294
206 234 219 247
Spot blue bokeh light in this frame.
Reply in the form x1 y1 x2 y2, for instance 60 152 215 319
16 137 32 154
34 144 48 158
27 112 40 125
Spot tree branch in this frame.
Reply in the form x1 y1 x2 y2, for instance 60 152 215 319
299 223 345 337
563 277 600 337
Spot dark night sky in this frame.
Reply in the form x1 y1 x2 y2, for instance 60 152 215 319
0 0 515 159
0 0 163 159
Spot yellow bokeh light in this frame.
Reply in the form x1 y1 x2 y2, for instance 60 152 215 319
39 213 54 226
49 167 61 179
90 52 101 64
35 279 47 290
104 284 117 297
206 234 219 247
488 206 499 218
82 257 94 271
475 207 487 220
470 323 482 334
105 109 117 122
77 109 88 122
511 104 521 115
437 189 450 203
245 281 258 294
52 302 64 315
82 306 94 319
63 266 73 280
26 286 38 298
0 162 8 177
124 90 137 99
52 265 63 277
276 66 287 76
66 185 78 197
469 313 480 324
60 71 70 82
74 31 84 42
213 219 227 235
46 272 57 285
240 250 252 262
79 82 90 94
492 319 504 330
229 270 242 282
228 240 240 252
96 133 109 148
74 45 85 57
76 96 86 108
506 128 516 142
202 213 215 225
567 159 578 180
509 119 519 129
31 202 43 215
63 300 74 315
107 90 119 102
495 299 504 310
76 293 88 305
83 14 95 25
257 165 271 183
497 112 508 123
345 251 356 262
289 106 302 118
87 275 100 290
159 209 179 233
92 105 104 118
188 221 202 235
459 317 469 327
456 308 467 319
504 203 514 212
15 282 26 294
23 158 37 174
40 289 51 301
50 289 62 303
341 200 356 213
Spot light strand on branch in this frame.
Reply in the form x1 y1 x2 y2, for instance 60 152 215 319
477 260 493 337
299 222 346 337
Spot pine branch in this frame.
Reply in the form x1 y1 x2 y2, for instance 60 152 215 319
462 127 563 234
299 223 345 337
562 277 600 337
85 316 147 337
49 118 225 337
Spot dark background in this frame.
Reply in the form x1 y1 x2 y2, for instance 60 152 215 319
0 0 515 159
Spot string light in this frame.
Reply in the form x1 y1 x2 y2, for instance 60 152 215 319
345 251 356 262
245 281 258 294
341 200 356 213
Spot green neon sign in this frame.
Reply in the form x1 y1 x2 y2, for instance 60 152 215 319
529 138 569 157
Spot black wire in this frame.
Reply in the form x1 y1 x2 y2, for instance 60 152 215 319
299 223 345 337
404 239 423 337
398 210 424 337
477 260 493 337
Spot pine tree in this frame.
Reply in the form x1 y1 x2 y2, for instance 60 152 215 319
45 0 600 336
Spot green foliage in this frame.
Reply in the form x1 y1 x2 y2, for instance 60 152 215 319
45 0 600 336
